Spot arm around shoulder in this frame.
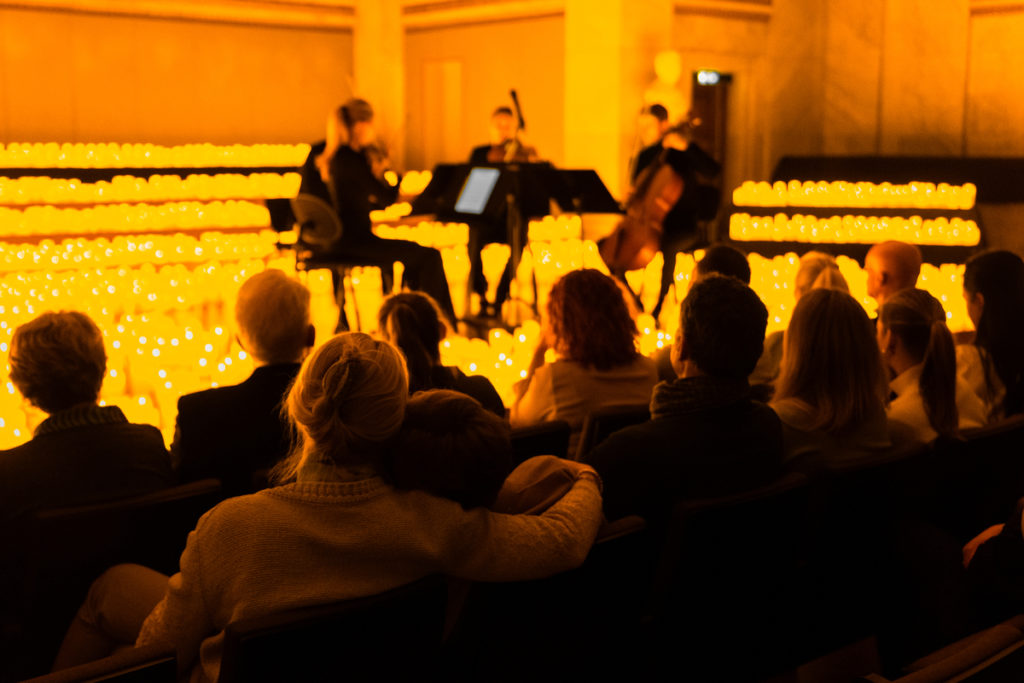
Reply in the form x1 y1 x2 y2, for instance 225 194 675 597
442 466 603 582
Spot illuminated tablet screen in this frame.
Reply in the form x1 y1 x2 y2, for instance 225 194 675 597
454 167 501 215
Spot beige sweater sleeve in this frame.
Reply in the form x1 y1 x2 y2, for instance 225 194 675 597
135 524 215 675
439 471 604 582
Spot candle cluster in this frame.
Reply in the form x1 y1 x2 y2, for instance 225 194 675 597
0 142 310 169
0 173 302 206
740 252 970 335
0 200 270 237
729 213 980 246
733 180 977 210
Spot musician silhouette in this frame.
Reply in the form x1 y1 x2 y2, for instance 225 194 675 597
299 100 457 328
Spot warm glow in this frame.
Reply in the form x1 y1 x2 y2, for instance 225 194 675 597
0 142 310 168
729 213 980 246
0 173 301 205
733 180 977 210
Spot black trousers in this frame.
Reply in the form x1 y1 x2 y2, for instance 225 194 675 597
326 236 457 328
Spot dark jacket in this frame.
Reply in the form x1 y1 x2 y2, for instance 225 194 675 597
172 364 300 495
585 376 784 524
426 365 506 418
0 405 172 523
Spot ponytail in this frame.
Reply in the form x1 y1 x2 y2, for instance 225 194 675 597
377 291 447 394
385 303 435 393
881 289 959 438
918 318 959 438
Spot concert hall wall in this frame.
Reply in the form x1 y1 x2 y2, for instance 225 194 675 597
403 14 566 173
0 5 354 145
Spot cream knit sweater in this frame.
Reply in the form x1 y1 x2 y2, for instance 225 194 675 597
137 471 603 682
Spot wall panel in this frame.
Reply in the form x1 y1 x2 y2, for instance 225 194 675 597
0 6 354 144
404 13 565 171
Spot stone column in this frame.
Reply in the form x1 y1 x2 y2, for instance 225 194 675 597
563 0 673 198
354 0 406 170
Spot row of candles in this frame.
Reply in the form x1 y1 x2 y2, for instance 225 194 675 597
0 142 311 169
732 180 977 210
0 173 302 206
0 232 974 450
0 200 271 237
0 170 434 208
729 213 981 246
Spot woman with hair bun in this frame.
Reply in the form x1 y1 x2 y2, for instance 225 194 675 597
57 333 602 681
959 250 1024 422
378 291 504 416
878 288 986 443
510 268 659 452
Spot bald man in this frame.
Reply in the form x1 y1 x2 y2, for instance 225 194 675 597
865 240 923 307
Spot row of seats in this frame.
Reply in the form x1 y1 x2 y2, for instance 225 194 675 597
9 411 1024 681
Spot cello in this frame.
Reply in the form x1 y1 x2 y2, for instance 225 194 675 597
600 116 715 273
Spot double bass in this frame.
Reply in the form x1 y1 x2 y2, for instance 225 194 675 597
485 89 539 163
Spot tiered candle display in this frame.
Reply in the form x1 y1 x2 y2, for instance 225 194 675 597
0 152 983 448
729 179 981 246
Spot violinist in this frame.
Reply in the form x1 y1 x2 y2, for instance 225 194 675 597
468 106 539 164
298 99 457 328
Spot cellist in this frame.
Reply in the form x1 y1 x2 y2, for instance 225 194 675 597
602 113 721 319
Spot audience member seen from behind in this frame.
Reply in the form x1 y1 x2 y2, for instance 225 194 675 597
655 243 752 382
586 275 783 525
378 292 504 417
749 251 849 392
510 269 659 453
864 240 923 310
55 333 603 681
172 270 315 495
0 312 172 522
771 289 891 469
879 288 986 444
959 250 1024 422
384 389 513 509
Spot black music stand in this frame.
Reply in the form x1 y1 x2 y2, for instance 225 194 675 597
411 163 618 325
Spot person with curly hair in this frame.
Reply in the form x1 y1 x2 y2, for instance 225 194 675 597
510 268 659 453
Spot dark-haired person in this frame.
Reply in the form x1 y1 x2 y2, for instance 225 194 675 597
585 275 782 524
510 269 659 453
299 99 457 328
0 312 172 523
377 291 504 417
958 249 1024 422
630 103 672 185
468 106 539 165
655 243 751 383
879 288 986 443
384 390 513 510
172 270 314 495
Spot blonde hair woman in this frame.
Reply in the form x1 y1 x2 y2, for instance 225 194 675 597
749 251 849 392
57 333 602 681
771 289 891 466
